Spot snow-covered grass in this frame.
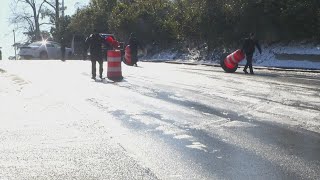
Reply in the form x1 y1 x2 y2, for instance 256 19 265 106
252 43 320 69
142 43 320 70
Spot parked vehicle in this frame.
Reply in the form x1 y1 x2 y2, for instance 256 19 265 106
18 41 73 60
71 34 86 60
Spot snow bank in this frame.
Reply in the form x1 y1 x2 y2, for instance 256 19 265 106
142 43 320 70
251 43 320 69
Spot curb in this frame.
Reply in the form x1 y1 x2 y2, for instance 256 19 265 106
163 61 320 73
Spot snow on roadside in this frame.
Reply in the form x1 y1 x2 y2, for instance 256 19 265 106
251 43 320 69
142 43 320 70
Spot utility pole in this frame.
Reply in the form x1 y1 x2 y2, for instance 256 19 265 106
13 30 16 60
55 0 60 40
62 0 64 19
61 0 65 61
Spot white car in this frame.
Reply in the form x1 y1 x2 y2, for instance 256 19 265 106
18 41 73 60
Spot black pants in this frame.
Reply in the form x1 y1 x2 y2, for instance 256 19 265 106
131 50 138 65
91 54 103 78
244 54 254 74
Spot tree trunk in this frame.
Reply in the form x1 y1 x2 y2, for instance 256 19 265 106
32 2 41 40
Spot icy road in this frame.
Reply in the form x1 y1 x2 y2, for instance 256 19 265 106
0 60 319 180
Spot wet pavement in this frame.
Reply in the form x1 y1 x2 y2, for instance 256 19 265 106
0 60 319 179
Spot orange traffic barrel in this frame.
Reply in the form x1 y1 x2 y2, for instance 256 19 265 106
123 45 133 66
107 50 123 81
221 49 245 73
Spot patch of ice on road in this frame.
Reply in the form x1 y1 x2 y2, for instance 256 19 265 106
169 174 183 178
155 125 183 136
210 149 220 154
155 125 209 152
186 142 208 152
219 121 256 128
168 95 186 101
201 112 212 116
222 112 229 116
133 115 168 127
174 134 193 140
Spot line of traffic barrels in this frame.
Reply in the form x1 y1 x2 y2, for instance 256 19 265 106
107 47 245 81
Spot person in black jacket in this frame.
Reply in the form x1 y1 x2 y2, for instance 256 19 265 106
60 37 66 61
242 33 262 74
128 33 142 66
85 29 106 79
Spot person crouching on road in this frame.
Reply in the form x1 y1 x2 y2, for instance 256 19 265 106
85 29 106 80
242 32 262 74
128 33 143 67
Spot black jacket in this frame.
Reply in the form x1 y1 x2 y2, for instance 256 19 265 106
129 36 142 53
85 33 105 56
242 38 262 55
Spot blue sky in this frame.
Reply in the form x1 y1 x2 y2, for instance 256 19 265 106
0 0 90 59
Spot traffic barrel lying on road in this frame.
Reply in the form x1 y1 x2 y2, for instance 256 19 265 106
123 45 133 66
107 50 123 81
221 49 245 73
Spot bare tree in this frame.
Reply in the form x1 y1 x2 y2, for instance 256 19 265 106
43 0 59 39
10 0 53 41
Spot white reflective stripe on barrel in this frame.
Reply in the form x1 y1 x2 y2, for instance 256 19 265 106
231 54 237 63
108 57 121 62
108 67 122 72
226 56 232 64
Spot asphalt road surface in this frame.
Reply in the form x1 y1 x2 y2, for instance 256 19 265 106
0 60 319 180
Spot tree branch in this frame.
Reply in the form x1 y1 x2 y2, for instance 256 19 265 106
37 0 47 19
24 0 35 9
44 0 55 10
39 22 54 26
